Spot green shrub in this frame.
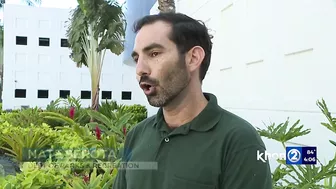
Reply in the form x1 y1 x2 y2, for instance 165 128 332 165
0 122 86 163
0 97 139 188
40 111 125 174
87 109 133 141
99 100 118 113
98 100 147 124
0 123 56 162
0 107 44 128
68 167 117 188
53 128 85 149
0 161 118 189
43 107 90 128
46 96 82 110
44 97 91 127
124 104 147 124
0 162 71 189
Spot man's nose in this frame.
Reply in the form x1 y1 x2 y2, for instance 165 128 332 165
136 57 151 77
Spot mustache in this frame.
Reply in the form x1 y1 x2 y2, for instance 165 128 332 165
139 75 159 86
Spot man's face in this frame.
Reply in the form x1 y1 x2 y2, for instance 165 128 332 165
132 21 190 107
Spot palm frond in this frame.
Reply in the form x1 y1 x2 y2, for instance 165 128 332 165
66 6 89 67
23 0 42 6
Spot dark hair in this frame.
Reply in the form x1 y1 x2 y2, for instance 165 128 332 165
133 13 213 82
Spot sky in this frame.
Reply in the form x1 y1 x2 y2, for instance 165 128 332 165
0 0 126 20
5 0 79 9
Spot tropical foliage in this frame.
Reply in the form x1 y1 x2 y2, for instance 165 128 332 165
0 95 335 188
257 99 336 188
66 0 126 110
0 96 147 188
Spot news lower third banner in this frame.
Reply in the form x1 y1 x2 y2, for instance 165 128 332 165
36 161 159 170
21 147 118 162
20 147 158 170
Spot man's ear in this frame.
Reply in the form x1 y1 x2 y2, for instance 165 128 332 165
185 46 205 72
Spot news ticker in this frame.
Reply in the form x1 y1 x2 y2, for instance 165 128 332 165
17 147 318 167
286 146 317 165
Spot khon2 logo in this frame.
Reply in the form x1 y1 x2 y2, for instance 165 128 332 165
286 146 317 165
257 146 317 165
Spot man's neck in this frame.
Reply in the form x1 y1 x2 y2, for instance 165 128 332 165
162 88 208 128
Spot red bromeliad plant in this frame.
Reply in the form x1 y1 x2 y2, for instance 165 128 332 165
86 109 134 142
83 174 89 183
70 167 117 188
95 125 101 140
69 106 75 119
123 126 127 136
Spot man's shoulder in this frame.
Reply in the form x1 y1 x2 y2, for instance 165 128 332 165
219 108 254 128
216 107 266 151
215 107 254 130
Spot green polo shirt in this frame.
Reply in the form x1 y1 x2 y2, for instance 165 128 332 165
112 93 272 189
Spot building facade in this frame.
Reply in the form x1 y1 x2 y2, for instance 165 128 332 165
150 0 336 171
2 4 158 116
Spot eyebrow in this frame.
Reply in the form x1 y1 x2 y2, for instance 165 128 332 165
131 43 165 58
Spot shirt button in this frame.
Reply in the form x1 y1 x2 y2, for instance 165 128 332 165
164 138 169 143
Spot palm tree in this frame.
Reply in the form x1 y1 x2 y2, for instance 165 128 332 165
66 0 126 111
158 0 175 13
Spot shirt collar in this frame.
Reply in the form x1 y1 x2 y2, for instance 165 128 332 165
153 93 222 132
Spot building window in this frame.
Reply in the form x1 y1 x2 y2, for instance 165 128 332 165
60 38 69 47
16 36 27 45
39 37 50 46
21 105 30 109
102 91 112 99
81 91 91 99
15 89 26 98
121 91 132 100
37 90 49 98
59 90 70 98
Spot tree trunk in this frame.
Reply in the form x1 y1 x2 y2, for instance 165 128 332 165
90 82 99 122
158 0 176 13
91 83 100 111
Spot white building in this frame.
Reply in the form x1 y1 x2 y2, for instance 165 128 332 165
2 4 158 116
151 0 336 171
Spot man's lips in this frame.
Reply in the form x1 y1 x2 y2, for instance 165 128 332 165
139 82 153 90
139 82 156 95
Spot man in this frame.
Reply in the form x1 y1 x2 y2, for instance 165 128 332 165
112 13 272 189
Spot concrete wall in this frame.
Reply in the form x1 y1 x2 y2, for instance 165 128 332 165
172 0 336 170
2 4 158 116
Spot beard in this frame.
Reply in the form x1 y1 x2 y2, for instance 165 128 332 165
141 56 190 107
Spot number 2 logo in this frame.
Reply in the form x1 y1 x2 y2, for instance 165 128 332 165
287 149 301 163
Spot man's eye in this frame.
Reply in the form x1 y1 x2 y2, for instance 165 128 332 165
151 52 159 57
133 57 138 63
